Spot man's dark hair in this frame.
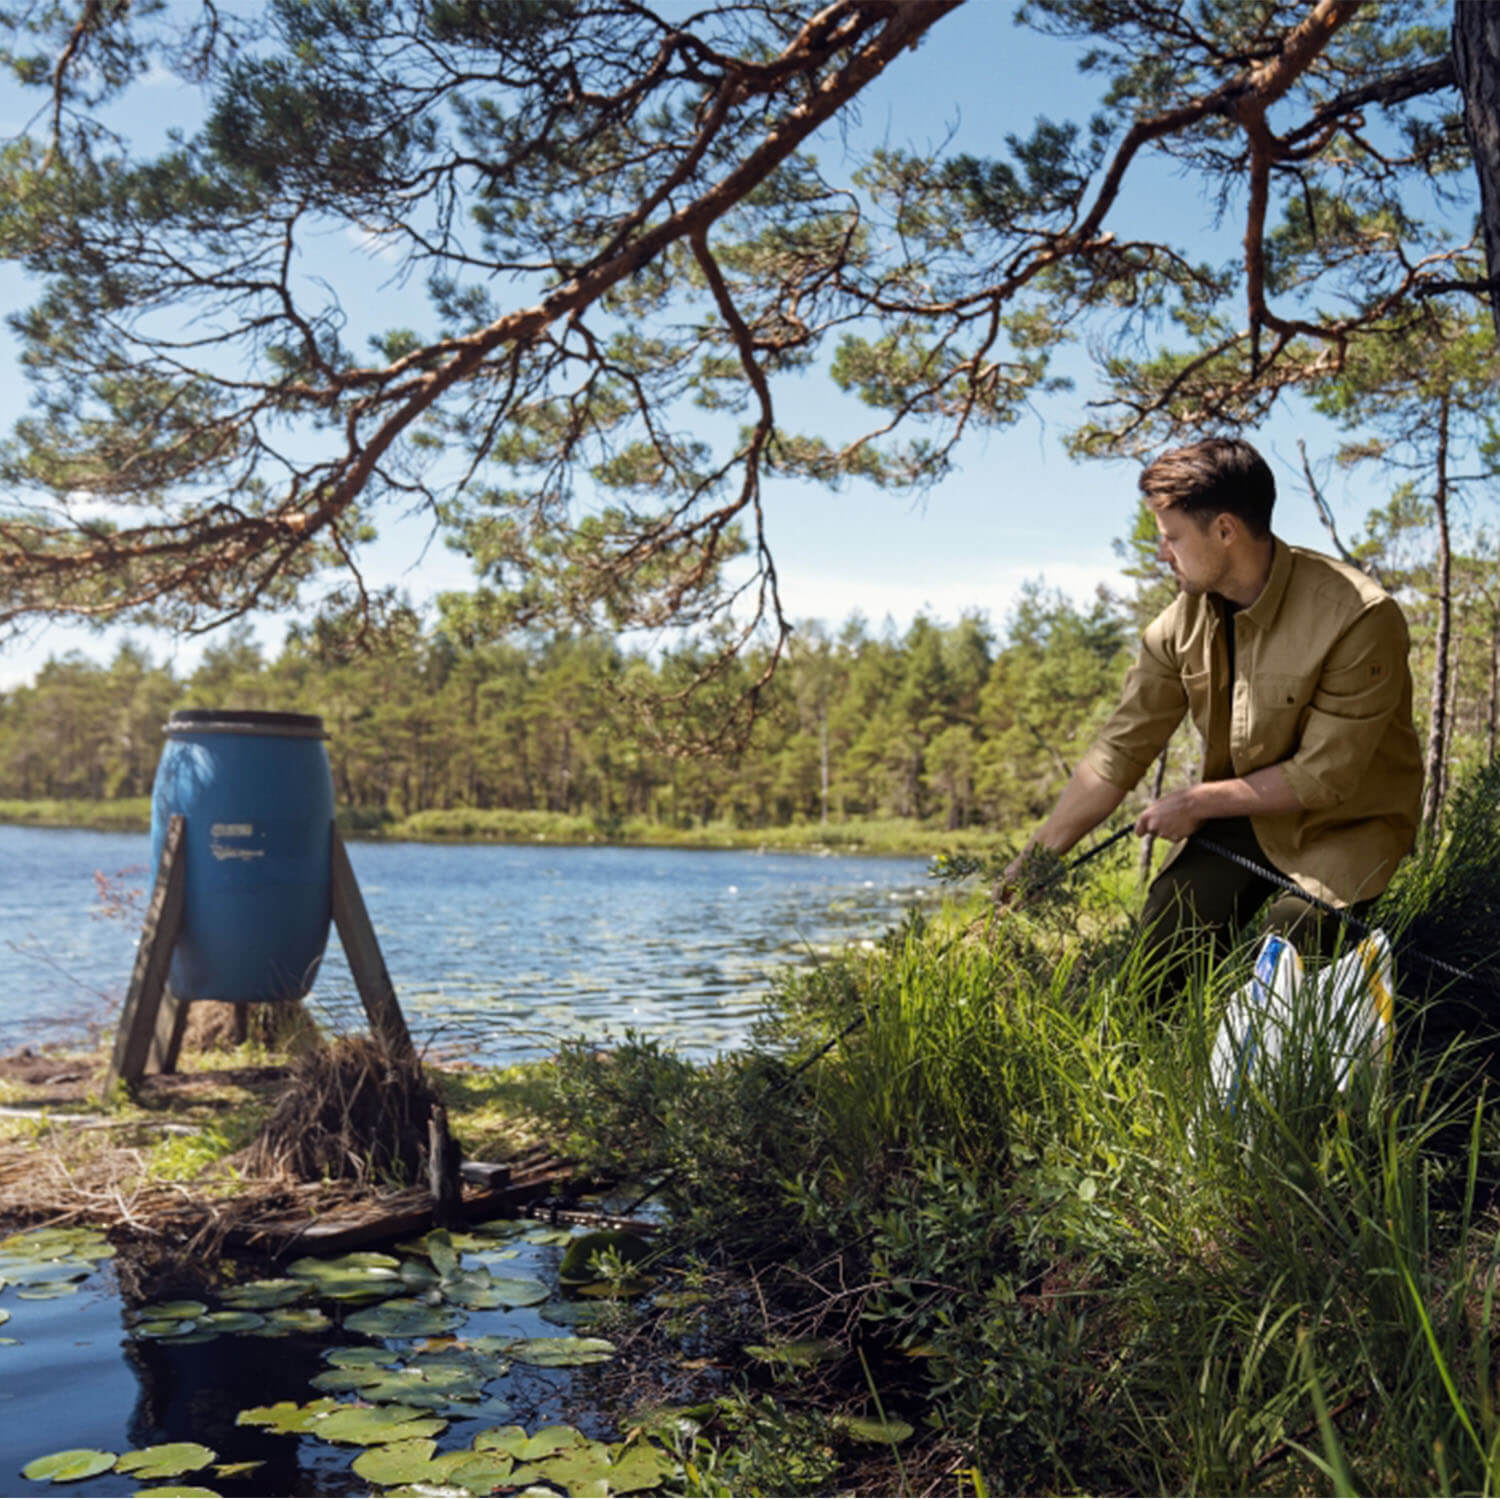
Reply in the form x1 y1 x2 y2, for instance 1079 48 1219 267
1139 437 1275 538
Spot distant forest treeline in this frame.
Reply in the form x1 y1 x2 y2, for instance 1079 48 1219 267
2 489 1492 837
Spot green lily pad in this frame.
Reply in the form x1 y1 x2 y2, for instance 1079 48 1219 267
324 1345 392 1368
398 1259 441 1289
197 1310 266 1333
475 1424 588 1461
136 1301 208 1322
256 1306 331 1336
503 1336 616 1368
0 1261 91 1286
350 1438 439 1486
533 1442 616 1493
445 1453 518 1493
0 1309 9 1327
471 1218 529 1239
840 1414 915 1444
21 1448 117 1483
471 1276 547 1309
315 1403 448 1446
287 1253 404 1301
1 1228 113 1260
558 1230 652 1285
16 1282 80 1300
210 1462 262 1478
220 1279 306 1309
575 1277 653 1299
134 1319 199 1339
116 1443 217 1479
236 1397 339 1434
537 1300 605 1328
522 1227 575 1246
344 1299 465 1339
605 1441 672 1493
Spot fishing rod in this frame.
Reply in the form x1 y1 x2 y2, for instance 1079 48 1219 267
1189 833 1473 986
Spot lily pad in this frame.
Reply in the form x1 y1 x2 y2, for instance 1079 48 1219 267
537 1300 606 1328
115 1443 217 1479
135 1301 208 1322
840 1414 915 1444
196 1311 266 1334
476 1424 588 1461
236 1397 340 1434
350 1439 439 1486
471 1218 529 1239
16 1282 81 1300
558 1230 652 1284
522 1227 575 1246
21 1448 117 1483
324 1345 392 1368
605 1442 673 1493
0 1309 9 1327
0 1261 91 1286
220 1279 306 1309
503 1336 616 1368
315 1403 448 1446
134 1320 199 1339
256 1306 331 1335
445 1453 518 1493
344 1299 466 1339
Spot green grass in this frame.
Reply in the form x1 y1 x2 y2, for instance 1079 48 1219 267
0 796 152 831
0 796 1009 857
548 764 1500 1496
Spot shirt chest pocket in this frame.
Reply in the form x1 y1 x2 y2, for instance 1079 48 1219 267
1243 670 1311 762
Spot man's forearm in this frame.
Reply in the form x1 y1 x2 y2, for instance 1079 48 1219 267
1033 763 1129 856
1134 763 1305 841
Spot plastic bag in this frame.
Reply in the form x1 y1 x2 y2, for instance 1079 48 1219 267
1211 928 1395 1114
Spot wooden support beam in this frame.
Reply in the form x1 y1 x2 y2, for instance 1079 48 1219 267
105 815 187 1095
145 988 190 1075
330 828 416 1064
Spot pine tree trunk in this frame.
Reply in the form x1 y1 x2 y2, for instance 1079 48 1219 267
1454 0 1500 339
1488 607 1499 762
1422 393 1454 830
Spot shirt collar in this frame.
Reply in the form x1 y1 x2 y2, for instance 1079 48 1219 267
1234 535 1291 629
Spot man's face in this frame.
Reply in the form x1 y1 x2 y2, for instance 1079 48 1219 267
1152 501 1229 597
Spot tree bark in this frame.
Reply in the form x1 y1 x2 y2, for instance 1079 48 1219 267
1454 0 1500 340
1422 392 1454 830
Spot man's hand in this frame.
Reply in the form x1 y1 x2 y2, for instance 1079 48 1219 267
993 843 1066 909
1134 787 1207 842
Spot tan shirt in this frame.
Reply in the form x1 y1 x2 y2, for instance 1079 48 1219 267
1082 538 1423 907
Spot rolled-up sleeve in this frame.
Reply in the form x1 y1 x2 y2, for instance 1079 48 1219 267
1279 598 1409 812
1081 614 1188 793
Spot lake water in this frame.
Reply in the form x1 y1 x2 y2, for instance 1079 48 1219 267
0 825 934 1060
0 825 938 1494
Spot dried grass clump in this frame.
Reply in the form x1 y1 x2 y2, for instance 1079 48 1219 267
181 998 320 1057
243 1036 440 1186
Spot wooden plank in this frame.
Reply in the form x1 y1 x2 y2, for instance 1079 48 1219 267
146 989 189 1075
105 816 187 1094
460 1160 512 1189
428 1103 461 1226
330 829 416 1064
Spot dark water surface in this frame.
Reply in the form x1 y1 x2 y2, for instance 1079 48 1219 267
0 825 932 1058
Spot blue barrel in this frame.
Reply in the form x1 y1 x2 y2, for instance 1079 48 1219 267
150 709 335 1003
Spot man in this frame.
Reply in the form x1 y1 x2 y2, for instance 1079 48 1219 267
1001 436 1423 977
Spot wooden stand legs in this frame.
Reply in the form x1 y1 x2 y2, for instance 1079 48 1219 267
105 820 415 1092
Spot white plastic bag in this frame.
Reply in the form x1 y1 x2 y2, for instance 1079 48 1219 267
1211 928 1395 1113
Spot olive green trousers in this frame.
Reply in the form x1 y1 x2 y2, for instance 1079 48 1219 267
1138 817 1370 994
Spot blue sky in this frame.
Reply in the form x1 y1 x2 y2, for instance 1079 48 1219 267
0 2 1446 687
